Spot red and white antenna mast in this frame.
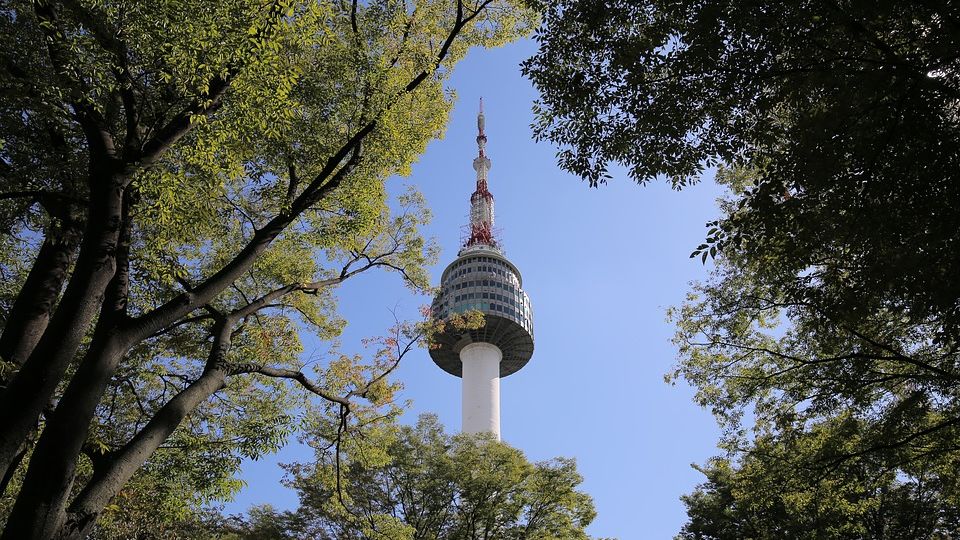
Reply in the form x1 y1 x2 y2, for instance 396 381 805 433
466 98 496 248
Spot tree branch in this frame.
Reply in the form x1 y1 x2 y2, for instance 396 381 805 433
248 366 351 408
0 190 88 214
130 0 288 172
820 416 960 472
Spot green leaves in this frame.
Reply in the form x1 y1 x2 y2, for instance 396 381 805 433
670 180 960 536
525 3 960 534
1 0 540 534
679 415 960 539
264 414 598 539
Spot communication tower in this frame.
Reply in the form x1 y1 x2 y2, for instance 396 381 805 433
429 100 535 440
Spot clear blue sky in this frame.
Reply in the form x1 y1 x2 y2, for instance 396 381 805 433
225 37 726 539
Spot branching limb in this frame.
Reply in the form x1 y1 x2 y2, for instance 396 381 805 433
246 366 351 408
131 0 289 172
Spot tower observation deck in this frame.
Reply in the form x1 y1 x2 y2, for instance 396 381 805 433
429 100 534 440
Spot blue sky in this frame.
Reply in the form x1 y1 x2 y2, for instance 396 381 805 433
226 38 727 539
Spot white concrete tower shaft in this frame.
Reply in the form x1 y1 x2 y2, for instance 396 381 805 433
460 342 502 439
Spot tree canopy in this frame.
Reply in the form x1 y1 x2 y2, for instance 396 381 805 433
679 434 960 540
524 1 960 537
0 0 534 537
232 414 599 540
524 0 960 339
668 172 960 536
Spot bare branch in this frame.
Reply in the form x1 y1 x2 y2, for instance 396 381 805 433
248 366 351 408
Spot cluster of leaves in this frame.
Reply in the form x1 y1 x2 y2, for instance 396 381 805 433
678 413 960 540
228 414 599 540
678 415 960 539
525 0 960 536
0 0 536 536
663 165 960 536
526 0 960 337
524 0 959 182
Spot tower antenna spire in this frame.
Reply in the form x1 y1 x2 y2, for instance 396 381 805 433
477 97 487 157
467 98 495 247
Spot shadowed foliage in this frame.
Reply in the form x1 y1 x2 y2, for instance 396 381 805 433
525 1 960 537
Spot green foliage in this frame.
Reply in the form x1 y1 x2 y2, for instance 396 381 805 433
237 414 599 540
526 2 960 535
80 187 443 534
667 183 960 536
1 0 537 535
526 0 960 338
678 422 960 539
524 0 960 186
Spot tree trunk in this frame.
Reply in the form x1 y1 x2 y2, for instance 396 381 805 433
0 190 133 540
0 173 123 496
0 215 83 379
0 443 28 497
0 219 282 540
60 321 234 539
62 366 230 539
2 130 362 539
0 328 126 540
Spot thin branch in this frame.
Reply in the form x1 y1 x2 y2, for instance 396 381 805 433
58 0 143 149
820 416 960 472
350 0 359 34
284 163 301 209
840 324 959 381
249 366 350 408
145 313 213 340
32 0 117 162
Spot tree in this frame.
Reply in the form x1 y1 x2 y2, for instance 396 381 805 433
523 2 960 534
1 187 442 536
523 0 960 338
0 0 534 537
666 167 960 537
678 421 960 539
236 414 599 540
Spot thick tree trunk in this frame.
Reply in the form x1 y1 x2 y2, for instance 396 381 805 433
0 229 281 540
0 215 83 379
0 233 284 539
62 366 230 539
0 174 123 494
60 320 233 539
0 329 127 540
0 192 133 540
2 133 363 540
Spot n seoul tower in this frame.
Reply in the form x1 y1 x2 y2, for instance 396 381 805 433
430 100 534 440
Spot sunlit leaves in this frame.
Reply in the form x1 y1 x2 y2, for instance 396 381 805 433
669 196 960 536
2 0 537 533
269 414 597 539
680 415 960 538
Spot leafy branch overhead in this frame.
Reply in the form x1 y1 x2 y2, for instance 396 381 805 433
526 0 959 535
0 0 535 537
